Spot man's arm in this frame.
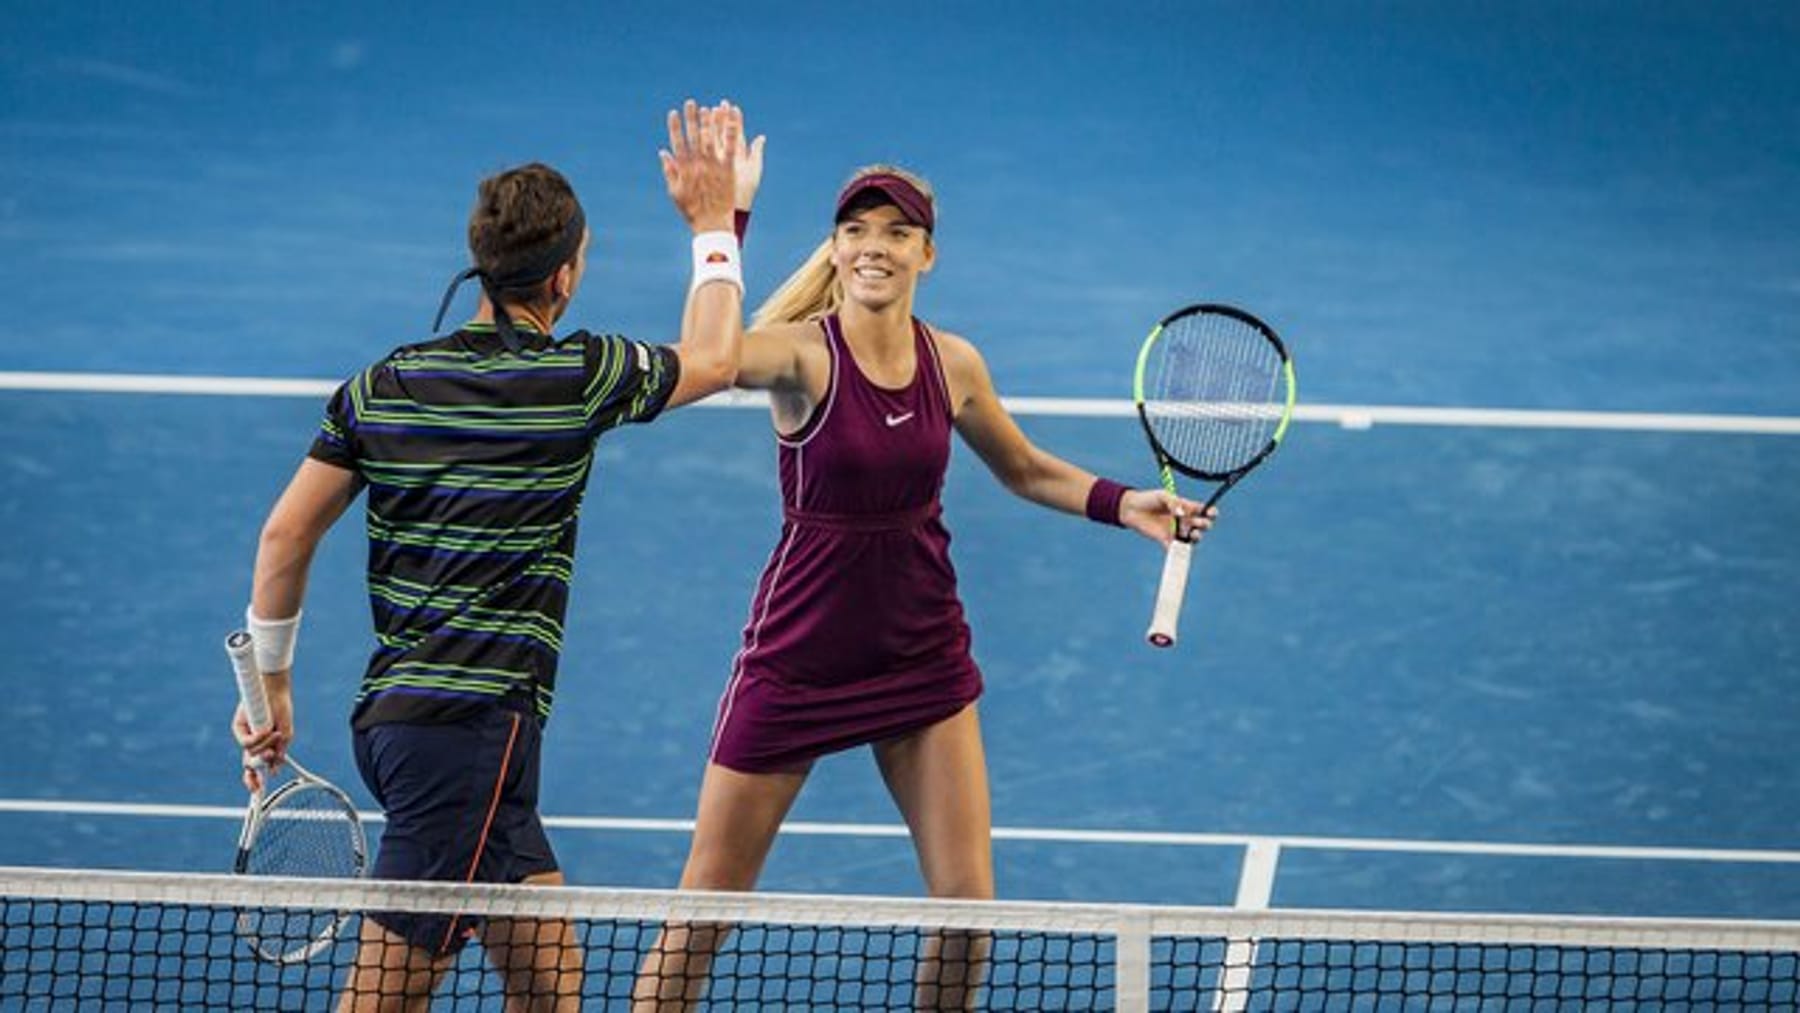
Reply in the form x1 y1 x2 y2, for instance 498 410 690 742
236 458 359 786
662 99 758 409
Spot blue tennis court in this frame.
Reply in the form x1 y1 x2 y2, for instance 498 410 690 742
2 0 1796 928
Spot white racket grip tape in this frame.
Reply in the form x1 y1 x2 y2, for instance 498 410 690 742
1146 538 1194 648
227 630 272 733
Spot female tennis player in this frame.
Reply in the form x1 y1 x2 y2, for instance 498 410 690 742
231 100 756 1010
633 166 1213 1009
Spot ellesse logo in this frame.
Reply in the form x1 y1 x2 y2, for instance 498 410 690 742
705 252 731 264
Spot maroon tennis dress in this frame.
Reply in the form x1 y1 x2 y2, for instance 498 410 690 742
710 314 983 772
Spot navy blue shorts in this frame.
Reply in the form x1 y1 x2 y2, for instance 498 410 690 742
352 705 556 955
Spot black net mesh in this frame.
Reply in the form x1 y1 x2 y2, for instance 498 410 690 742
4 867 1796 1011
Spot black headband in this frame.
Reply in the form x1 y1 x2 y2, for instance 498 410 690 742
431 206 586 352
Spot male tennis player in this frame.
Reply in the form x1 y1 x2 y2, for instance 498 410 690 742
231 100 759 1009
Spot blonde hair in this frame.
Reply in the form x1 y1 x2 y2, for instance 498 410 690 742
751 164 936 329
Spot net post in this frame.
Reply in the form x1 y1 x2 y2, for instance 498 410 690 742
1213 838 1280 1012
1114 908 1151 1013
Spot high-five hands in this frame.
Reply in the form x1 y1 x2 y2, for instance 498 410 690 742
661 98 752 235
725 102 764 214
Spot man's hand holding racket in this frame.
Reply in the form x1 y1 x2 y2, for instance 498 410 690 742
232 669 291 794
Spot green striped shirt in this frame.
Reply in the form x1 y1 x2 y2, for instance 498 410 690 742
308 322 679 728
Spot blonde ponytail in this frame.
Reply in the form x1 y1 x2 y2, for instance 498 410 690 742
751 236 839 328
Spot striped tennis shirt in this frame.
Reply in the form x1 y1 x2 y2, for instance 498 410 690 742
308 322 679 729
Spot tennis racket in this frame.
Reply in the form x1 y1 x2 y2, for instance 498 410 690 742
226 630 368 964
1135 303 1296 648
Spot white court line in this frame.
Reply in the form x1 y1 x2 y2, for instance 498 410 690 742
5 798 1800 865
0 371 336 398
3 370 1797 434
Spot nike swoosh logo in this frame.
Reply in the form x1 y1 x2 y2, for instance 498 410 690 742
884 411 916 427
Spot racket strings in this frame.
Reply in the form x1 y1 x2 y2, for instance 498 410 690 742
1146 313 1286 475
247 787 363 879
239 785 363 961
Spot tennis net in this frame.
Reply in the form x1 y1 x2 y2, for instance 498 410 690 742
3 864 1797 1010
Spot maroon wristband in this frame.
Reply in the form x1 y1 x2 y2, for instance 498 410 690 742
1085 478 1129 527
733 209 750 245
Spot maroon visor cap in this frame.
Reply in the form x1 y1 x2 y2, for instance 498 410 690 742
834 173 934 233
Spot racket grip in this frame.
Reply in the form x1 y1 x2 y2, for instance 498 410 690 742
1145 538 1194 648
226 630 273 732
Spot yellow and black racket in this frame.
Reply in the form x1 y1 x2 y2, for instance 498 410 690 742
1134 303 1296 648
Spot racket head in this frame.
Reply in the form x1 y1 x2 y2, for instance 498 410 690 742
234 777 368 964
1133 303 1297 486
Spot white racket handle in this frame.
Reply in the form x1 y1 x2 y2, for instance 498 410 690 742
227 630 272 733
1145 538 1194 648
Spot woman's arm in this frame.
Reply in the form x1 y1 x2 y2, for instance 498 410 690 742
735 322 813 391
941 331 1212 544
736 321 829 435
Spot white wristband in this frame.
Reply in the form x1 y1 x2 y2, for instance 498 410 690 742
245 605 301 674
690 230 743 293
